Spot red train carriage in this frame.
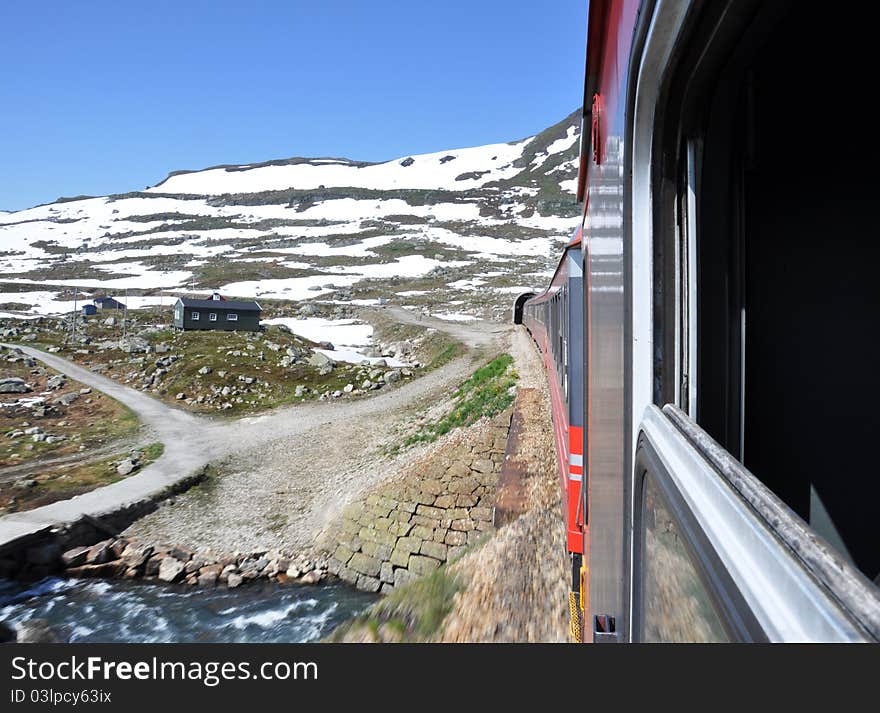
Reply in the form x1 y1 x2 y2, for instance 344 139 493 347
519 230 586 639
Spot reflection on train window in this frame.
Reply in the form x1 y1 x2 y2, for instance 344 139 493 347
640 475 728 643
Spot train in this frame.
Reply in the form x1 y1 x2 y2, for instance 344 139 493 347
518 0 880 642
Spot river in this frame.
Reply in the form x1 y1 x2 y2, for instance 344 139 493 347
0 577 376 643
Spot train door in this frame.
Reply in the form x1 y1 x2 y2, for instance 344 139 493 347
626 0 880 641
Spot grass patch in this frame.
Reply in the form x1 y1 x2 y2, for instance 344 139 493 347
376 566 462 637
329 565 463 642
405 354 517 446
0 441 163 513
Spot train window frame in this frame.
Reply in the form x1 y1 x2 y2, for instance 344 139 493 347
649 0 880 582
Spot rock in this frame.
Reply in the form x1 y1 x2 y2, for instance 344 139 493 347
227 572 243 589
86 540 113 565
46 374 66 390
116 459 136 476
61 546 90 568
198 366 212 375
120 337 149 354
355 574 380 592
408 555 440 576
0 377 29 394
308 352 335 368
56 392 78 406
66 562 125 578
298 570 322 585
16 619 62 643
103 317 116 327
197 570 219 587
385 370 401 383
157 557 185 583
144 553 165 577
120 543 153 569
176 392 186 400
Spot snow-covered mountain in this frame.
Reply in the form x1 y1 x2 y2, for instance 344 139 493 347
0 110 581 321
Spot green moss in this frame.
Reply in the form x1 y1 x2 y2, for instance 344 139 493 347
373 565 463 638
405 354 517 446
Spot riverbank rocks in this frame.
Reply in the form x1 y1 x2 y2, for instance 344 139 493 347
57 538 330 590
322 410 510 593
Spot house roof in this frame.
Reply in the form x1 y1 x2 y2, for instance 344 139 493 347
177 297 262 311
94 296 124 304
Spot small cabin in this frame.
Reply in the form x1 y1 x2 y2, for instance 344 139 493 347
81 304 97 316
173 295 261 332
94 296 126 311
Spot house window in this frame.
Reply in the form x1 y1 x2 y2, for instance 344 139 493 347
209 313 218 321
227 313 238 321
191 312 200 321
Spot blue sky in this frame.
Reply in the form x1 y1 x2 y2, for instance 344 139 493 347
0 1 587 212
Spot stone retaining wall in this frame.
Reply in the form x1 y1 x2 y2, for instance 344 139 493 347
324 411 511 593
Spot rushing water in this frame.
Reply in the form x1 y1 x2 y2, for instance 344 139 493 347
0 577 376 643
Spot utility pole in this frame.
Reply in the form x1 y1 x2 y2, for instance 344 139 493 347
71 287 78 343
122 289 128 342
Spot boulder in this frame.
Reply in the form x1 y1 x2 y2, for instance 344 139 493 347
56 392 78 406
61 546 90 568
86 540 114 565
308 351 335 368
197 569 219 588
227 572 243 589
157 557 185 583
121 543 153 569
144 553 165 577
46 374 66 390
0 377 29 394
116 459 136 476
299 570 323 585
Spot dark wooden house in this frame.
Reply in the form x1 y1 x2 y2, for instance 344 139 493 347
173 296 262 332
94 296 126 311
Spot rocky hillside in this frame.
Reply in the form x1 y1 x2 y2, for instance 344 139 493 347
0 111 581 322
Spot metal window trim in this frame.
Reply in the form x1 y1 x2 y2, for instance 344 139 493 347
633 438 763 642
639 404 875 642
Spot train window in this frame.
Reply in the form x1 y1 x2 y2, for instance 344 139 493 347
639 473 729 643
663 4 880 581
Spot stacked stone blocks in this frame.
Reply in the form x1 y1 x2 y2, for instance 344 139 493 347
326 413 510 593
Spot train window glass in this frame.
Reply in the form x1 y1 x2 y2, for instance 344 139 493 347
639 474 729 643
675 4 879 580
